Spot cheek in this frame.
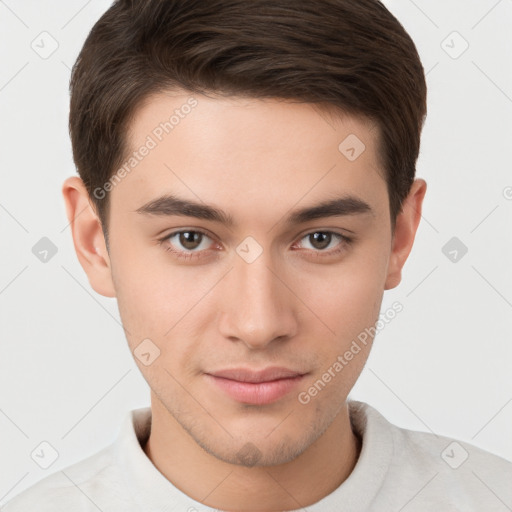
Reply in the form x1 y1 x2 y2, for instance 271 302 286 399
112 262 202 391
110 246 175 346
111 247 218 365
301 245 388 343
295 258 385 406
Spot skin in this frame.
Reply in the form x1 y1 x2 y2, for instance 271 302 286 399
62 91 426 511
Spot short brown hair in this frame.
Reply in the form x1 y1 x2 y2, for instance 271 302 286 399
69 0 427 247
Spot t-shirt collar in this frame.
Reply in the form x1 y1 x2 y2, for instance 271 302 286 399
114 400 393 511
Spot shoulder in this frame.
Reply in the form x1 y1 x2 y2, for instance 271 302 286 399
351 401 512 510
394 425 511 510
2 408 151 511
2 444 129 511
389 410 512 474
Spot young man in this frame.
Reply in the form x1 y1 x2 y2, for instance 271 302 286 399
5 0 511 510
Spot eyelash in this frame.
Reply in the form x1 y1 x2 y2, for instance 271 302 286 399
158 229 353 262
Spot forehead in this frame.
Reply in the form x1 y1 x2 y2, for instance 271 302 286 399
128 90 379 153
112 90 388 224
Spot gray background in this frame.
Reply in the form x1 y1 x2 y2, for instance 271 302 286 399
1 0 511 504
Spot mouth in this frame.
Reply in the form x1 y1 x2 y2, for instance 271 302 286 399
205 367 307 405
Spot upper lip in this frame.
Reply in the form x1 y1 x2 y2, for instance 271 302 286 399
207 366 305 383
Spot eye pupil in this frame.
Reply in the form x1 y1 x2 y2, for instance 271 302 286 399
310 232 331 250
180 231 202 250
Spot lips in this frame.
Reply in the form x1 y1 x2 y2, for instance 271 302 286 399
207 366 304 383
205 366 306 405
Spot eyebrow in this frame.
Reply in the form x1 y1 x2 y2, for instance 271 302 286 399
135 193 374 226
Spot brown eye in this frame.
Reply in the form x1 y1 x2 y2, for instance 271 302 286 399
308 232 332 250
179 231 203 250
295 231 352 259
160 229 214 256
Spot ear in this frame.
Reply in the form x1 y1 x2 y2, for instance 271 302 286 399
384 178 427 290
62 176 116 298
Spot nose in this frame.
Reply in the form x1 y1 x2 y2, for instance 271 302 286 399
218 248 298 350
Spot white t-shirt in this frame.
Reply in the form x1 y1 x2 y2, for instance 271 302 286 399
3 400 511 511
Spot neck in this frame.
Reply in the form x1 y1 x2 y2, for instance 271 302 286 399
142 396 361 511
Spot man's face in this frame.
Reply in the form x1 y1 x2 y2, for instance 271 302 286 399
106 92 395 465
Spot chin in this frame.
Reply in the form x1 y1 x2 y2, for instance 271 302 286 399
196 434 310 468
184 414 328 468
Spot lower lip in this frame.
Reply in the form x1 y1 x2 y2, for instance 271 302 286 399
206 374 305 405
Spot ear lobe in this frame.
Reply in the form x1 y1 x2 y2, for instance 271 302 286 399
384 178 427 290
62 176 116 298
